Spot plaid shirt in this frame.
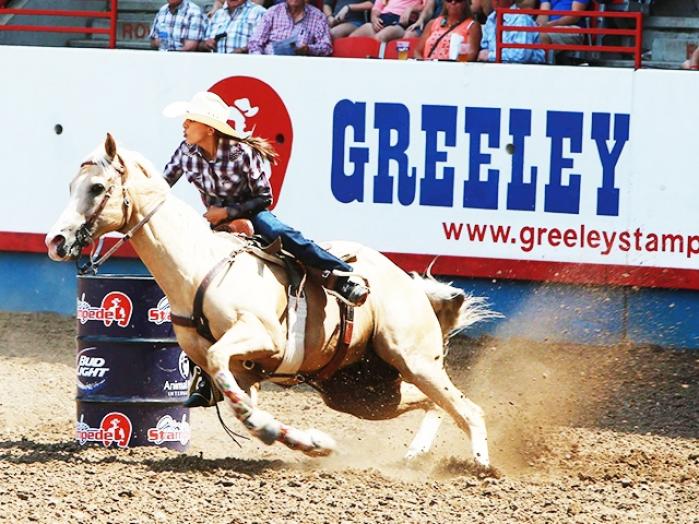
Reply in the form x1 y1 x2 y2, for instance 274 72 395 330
149 0 205 51
163 139 273 208
205 1 267 52
248 3 332 56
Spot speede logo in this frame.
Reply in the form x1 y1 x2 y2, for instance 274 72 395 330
330 102 630 217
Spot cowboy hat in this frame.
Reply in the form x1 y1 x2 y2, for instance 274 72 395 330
162 91 250 139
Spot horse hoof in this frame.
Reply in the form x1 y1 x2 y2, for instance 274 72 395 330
475 463 502 479
304 428 336 457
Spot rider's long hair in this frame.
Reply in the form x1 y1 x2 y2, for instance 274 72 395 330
240 135 278 162
218 130 278 162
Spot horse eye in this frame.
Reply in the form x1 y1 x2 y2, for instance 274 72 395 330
90 183 105 196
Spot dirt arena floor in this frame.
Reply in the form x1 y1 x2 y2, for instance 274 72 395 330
1 311 697 523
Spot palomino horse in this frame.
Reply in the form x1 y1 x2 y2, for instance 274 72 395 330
46 134 494 467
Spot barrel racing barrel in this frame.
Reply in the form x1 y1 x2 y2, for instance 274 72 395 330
75 274 190 451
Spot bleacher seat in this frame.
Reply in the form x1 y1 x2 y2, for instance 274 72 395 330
332 36 381 59
383 38 419 59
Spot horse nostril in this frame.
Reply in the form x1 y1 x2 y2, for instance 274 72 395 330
51 235 67 257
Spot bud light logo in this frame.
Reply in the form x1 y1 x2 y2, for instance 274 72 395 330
209 76 292 209
76 347 110 393
147 414 191 445
75 412 132 448
77 291 133 328
148 296 171 325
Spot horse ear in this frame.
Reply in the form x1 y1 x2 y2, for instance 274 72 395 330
104 133 117 161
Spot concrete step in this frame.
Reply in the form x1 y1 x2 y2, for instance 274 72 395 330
68 37 152 49
643 16 699 30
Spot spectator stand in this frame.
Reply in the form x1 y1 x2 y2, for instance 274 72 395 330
0 0 119 48
494 7 643 68
332 36 381 58
332 36 418 59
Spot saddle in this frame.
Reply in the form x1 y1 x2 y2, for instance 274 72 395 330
171 219 359 385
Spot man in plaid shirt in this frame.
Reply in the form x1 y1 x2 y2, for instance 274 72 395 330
248 0 332 56
201 0 267 53
149 0 206 51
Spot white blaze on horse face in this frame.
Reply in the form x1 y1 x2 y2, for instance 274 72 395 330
45 168 111 261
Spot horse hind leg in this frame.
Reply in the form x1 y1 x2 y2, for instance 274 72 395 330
392 382 444 460
385 354 490 467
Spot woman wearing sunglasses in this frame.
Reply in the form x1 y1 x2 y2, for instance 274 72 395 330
414 0 481 60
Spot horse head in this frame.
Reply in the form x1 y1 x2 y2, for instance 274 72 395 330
46 133 141 261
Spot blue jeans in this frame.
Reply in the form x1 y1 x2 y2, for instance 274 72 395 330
251 211 353 273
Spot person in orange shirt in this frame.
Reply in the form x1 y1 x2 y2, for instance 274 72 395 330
414 0 480 60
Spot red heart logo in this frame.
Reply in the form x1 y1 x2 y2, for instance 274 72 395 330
209 77 293 210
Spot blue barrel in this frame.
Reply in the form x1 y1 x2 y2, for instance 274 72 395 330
75 274 190 451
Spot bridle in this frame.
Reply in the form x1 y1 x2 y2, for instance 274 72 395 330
73 157 165 274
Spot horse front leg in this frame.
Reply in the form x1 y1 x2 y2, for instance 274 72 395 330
207 313 336 457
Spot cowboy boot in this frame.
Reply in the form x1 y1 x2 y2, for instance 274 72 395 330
333 276 370 307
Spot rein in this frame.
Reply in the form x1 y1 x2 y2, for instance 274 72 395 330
75 159 166 275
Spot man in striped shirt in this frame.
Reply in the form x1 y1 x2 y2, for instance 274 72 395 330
248 0 332 56
149 0 206 51
202 0 267 53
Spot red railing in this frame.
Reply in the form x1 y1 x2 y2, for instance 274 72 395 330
0 0 119 48
495 8 643 69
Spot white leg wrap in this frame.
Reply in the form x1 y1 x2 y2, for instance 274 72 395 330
405 410 443 460
214 371 336 456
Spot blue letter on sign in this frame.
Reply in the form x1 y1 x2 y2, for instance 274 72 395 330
374 103 411 204
507 109 537 211
420 105 457 207
592 112 629 216
464 107 500 210
331 100 369 203
545 111 583 214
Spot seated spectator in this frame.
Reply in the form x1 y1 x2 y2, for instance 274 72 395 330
404 0 441 37
414 0 481 60
478 0 545 63
201 0 266 52
536 0 590 48
324 0 374 39
209 0 265 16
248 0 332 55
681 46 699 70
349 0 424 43
406 0 486 37
150 0 205 51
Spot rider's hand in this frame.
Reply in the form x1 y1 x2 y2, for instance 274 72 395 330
204 206 229 225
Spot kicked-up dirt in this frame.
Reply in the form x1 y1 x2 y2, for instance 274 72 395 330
0 312 697 523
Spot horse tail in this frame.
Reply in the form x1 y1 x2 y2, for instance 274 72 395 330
410 272 499 340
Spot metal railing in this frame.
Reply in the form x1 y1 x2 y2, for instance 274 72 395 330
0 0 119 48
495 8 644 68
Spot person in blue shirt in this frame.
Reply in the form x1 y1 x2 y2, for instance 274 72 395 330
201 0 266 53
536 0 590 47
478 0 545 63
